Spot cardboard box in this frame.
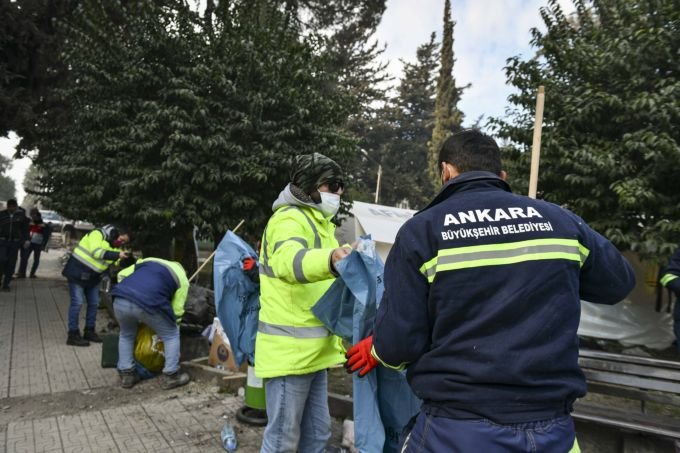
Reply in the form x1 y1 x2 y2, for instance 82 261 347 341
208 327 238 372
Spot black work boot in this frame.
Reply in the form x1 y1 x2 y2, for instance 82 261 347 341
119 369 141 389
66 330 90 347
83 328 102 343
160 370 191 390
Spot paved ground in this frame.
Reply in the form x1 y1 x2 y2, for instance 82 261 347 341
0 244 270 452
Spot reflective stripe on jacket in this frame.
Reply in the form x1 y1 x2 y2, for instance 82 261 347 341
372 171 636 423
113 258 189 323
62 229 121 287
71 229 120 273
255 205 345 378
660 247 680 296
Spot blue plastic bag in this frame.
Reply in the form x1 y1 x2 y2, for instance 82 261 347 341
213 231 260 366
312 237 420 453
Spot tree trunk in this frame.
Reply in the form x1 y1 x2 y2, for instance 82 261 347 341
137 228 173 260
173 226 198 280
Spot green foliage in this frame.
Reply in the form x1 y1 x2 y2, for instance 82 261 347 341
382 34 439 208
0 0 77 139
0 175 15 201
429 0 466 185
304 0 391 208
0 154 15 201
22 163 42 208
491 0 680 260
26 0 355 252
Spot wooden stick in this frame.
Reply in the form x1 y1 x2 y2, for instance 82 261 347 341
528 85 546 199
189 219 245 283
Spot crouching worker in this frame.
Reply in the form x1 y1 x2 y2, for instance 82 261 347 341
111 257 191 390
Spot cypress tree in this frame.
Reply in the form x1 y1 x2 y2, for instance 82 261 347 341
429 0 464 186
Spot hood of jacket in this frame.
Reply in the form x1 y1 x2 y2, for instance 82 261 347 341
272 183 326 215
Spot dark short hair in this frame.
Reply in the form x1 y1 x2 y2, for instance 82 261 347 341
6 199 17 207
438 129 502 176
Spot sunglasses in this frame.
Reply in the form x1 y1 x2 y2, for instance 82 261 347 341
326 181 345 193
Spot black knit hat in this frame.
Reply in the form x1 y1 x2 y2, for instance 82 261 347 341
290 153 343 195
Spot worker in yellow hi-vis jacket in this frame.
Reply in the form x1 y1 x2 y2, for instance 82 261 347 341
257 153 352 453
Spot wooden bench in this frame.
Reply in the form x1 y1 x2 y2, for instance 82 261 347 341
574 349 680 441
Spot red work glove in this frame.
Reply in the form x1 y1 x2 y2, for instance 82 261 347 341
242 257 256 271
344 335 378 377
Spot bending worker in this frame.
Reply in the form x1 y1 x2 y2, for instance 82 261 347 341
62 225 129 346
111 257 191 390
346 129 636 452
256 153 351 453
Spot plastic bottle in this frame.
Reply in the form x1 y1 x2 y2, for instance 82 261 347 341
221 423 237 451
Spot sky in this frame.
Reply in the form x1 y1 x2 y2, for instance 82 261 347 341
373 0 574 124
0 0 573 203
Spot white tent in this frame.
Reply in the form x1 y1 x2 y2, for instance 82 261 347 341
336 201 415 262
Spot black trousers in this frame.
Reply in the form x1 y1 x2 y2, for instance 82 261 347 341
18 243 42 277
0 241 21 287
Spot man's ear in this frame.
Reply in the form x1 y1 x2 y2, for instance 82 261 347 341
499 170 508 181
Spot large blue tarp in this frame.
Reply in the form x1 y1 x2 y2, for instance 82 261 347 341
312 238 420 453
213 231 260 366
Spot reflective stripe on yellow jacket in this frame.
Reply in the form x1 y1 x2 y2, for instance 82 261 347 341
72 229 120 273
117 258 189 322
255 205 345 378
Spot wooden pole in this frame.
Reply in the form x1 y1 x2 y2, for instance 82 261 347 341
189 219 245 283
375 164 382 204
528 85 545 199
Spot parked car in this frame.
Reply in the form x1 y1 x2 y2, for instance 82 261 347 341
62 220 95 234
40 210 67 229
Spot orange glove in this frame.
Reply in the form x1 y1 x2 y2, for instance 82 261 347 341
345 335 378 377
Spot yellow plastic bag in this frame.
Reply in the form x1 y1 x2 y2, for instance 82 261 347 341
134 324 165 373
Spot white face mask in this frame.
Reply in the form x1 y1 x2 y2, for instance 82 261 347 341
319 192 341 217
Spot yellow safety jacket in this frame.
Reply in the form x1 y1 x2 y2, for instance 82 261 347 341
255 205 345 378
71 229 121 273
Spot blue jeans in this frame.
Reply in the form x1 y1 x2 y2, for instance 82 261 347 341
400 412 579 453
67 281 100 332
113 297 180 374
261 370 331 453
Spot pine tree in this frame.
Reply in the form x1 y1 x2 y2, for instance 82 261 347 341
429 0 465 186
380 34 439 208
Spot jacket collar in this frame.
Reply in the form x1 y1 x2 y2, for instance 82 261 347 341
416 171 512 216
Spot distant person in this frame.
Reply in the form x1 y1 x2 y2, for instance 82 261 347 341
16 208 52 278
62 225 130 346
111 257 191 389
660 247 680 354
0 199 29 291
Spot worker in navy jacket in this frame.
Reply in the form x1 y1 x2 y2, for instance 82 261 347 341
111 258 191 390
660 247 680 353
346 129 635 453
